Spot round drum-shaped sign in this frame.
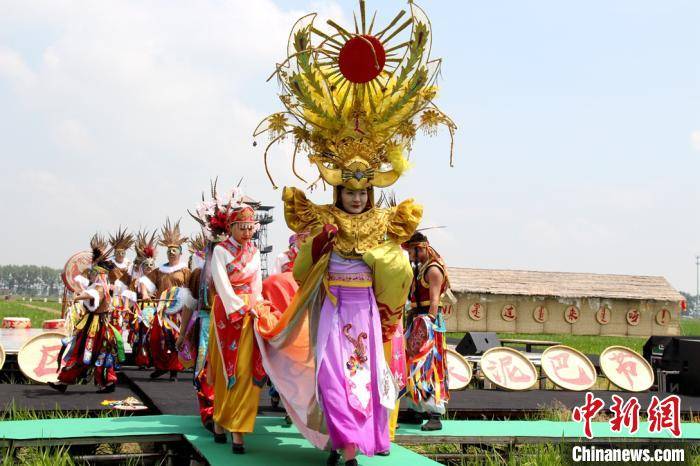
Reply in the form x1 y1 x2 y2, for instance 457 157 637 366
445 348 473 390
62 251 92 292
533 305 548 323
18 331 67 384
564 305 580 324
655 308 671 326
42 319 66 330
596 306 611 325
541 345 596 391
626 308 641 326
2 317 31 329
468 303 484 321
480 346 538 391
501 304 517 322
600 346 654 392
0 343 5 371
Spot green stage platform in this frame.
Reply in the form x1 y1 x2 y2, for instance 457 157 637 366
0 415 436 465
396 420 700 444
1 415 698 465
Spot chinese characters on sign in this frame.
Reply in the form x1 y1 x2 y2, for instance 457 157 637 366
542 347 596 391
34 344 62 378
501 304 517 322
533 305 548 323
596 305 611 325
600 347 654 392
481 348 537 390
626 308 640 326
573 392 681 439
468 303 484 321
564 305 580 324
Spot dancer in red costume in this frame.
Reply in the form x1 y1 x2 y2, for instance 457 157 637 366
50 234 125 394
139 219 192 381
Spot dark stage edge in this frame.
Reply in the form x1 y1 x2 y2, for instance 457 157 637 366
429 389 700 417
0 381 140 413
120 368 281 416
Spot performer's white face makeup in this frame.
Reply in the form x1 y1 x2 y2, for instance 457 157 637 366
167 246 181 265
143 258 156 272
114 249 126 262
340 188 368 214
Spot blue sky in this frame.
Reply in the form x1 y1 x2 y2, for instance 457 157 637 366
0 0 698 292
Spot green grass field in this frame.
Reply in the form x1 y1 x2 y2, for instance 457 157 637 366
0 300 61 326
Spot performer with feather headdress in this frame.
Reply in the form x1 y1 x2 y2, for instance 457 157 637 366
128 229 159 369
108 227 134 295
174 231 216 432
187 182 276 452
138 218 193 381
49 234 125 394
107 227 134 341
252 1 454 463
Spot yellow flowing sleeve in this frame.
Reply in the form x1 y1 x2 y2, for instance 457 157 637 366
364 241 413 341
386 199 423 244
282 186 322 233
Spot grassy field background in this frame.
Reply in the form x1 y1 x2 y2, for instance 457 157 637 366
2 298 699 355
0 300 62 326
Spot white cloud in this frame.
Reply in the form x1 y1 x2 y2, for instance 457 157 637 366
51 118 94 153
691 130 700 152
0 0 343 267
0 46 36 90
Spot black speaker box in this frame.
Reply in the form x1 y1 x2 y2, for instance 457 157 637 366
455 331 499 356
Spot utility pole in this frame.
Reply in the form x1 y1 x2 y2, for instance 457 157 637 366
696 255 700 313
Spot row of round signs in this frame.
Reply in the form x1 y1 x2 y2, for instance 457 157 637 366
445 344 654 393
467 303 673 326
0 332 652 396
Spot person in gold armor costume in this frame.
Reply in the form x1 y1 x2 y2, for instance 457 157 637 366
252 2 455 464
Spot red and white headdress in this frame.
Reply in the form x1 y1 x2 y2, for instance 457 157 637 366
189 179 258 240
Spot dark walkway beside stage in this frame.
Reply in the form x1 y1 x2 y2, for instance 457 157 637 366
120 368 280 416
0 381 138 413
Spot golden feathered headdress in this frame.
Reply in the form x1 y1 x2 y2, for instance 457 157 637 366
134 229 158 262
109 226 134 251
188 232 208 254
159 218 187 249
90 233 113 272
254 0 455 190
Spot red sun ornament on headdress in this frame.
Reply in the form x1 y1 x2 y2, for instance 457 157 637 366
338 35 386 84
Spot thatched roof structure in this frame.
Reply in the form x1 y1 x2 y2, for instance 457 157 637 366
448 267 683 302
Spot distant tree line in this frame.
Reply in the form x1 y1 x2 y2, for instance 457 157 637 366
0 265 63 297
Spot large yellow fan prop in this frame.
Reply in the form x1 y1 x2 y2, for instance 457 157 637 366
255 0 456 190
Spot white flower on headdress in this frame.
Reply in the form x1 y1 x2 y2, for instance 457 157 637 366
227 187 243 207
195 201 216 220
215 191 231 210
